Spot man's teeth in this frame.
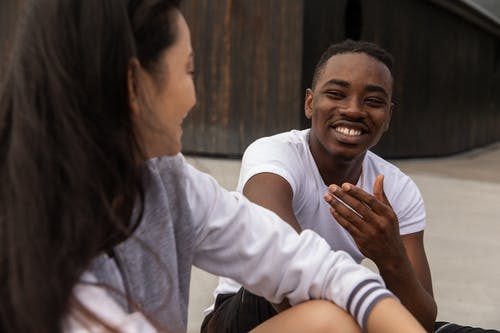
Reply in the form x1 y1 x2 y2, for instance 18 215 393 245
335 126 362 136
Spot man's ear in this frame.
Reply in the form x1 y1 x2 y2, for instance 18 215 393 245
127 58 142 116
384 102 394 131
304 88 314 119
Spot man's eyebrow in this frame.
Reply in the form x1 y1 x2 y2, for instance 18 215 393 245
322 79 350 88
365 85 389 98
321 79 389 98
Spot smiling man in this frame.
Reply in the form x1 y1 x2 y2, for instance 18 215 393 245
202 40 437 333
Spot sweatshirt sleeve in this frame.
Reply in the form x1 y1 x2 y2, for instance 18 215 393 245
187 162 394 329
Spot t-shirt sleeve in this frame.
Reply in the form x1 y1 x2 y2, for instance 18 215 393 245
237 138 300 194
390 175 426 235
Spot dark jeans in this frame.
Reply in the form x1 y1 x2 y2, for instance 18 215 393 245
201 288 277 333
435 321 499 333
201 287 499 333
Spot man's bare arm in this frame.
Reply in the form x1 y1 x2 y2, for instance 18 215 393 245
243 172 301 233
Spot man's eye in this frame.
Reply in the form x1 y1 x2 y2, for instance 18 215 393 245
365 98 385 107
325 91 345 99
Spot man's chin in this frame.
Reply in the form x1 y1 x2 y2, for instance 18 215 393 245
330 145 367 163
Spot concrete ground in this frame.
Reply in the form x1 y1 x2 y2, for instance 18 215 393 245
185 141 500 332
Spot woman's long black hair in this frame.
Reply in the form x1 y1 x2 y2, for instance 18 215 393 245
0 0 180 332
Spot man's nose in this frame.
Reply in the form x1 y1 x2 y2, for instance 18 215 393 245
339 99 365 118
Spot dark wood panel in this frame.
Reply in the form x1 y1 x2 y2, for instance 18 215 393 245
181 0 304 156
362 0 500 157
0 0 20 67
181 0 500 157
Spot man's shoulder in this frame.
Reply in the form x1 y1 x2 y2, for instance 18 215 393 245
365 151 403 174
245 129 309 158
238 129 312 191
251 129 308 146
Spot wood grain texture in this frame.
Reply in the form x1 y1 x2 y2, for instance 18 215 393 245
0 0 21 67
181 0 500 158
181 0 304 156
364 0 500 157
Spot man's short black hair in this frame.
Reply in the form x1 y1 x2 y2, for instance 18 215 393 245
311 40 394 89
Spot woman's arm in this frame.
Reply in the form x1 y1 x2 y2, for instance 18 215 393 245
184 161 419 332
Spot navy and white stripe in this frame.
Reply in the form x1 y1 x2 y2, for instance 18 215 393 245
346 279 396 330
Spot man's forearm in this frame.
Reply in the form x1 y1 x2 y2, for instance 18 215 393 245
378 257 437 333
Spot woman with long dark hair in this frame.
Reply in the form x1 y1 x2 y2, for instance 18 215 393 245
0 1 426 332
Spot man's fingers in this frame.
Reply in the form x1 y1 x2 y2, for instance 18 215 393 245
329 183 381 218
335 182 392 216
328 206 362 237
373 175 384 199
373 174 390 205
324 190 366 230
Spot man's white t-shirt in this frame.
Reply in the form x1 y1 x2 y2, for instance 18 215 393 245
214 129 426 297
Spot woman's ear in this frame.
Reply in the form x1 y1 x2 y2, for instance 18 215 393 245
127 58 142 116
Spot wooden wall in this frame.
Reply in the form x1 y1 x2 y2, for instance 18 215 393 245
181 0 304 157
0 0 20 66
182 0 500 158
2 0 498 157
362 0 500 157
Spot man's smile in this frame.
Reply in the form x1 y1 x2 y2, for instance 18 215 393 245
326 121 371 145
334 126 363 137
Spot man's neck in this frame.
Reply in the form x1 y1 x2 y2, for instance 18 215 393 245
308 129 366 186
317 154 365 187
308 136 366 187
